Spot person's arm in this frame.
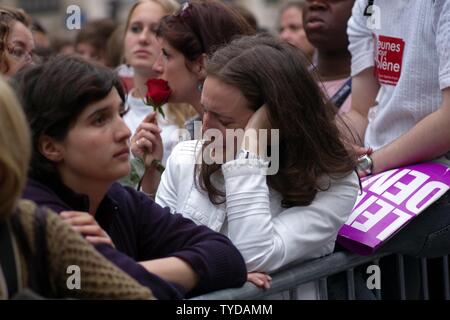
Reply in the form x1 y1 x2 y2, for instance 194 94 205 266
154 142 185 211
339 0 379 145
134 190 247 296
130 112 163 196
371 88 450 174
139 257 199 292
60 211 115 247
227 107 360 273
222 156 359 273
341 68 379 145
22 181 185 299
368 0 450 173
17 202 155 299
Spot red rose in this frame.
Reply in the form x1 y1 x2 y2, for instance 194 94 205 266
145 79 172 118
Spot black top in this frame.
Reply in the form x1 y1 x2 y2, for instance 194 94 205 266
23 178 247 299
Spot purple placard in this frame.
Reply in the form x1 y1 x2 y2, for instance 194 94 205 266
337 162 450 255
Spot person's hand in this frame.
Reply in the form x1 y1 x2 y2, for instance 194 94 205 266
355 145 373 157
60 211 114 247
244 104 271 131
247 272 272 289
240 105 271 155
355 146 374 177
131 112 164 168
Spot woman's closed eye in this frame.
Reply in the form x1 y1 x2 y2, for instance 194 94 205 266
162 48 171 59
219 120 233 127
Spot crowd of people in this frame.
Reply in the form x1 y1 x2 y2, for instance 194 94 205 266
0 0 449 300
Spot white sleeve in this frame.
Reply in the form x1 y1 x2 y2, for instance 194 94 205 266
155 144 180 213
156 140 201 213
434 0 450 90
160 125 181 166
222 159 359 273
348 0 375 76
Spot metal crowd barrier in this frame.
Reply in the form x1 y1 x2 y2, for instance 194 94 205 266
191 251 450 300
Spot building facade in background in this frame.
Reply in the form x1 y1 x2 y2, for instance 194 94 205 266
3 0 289 38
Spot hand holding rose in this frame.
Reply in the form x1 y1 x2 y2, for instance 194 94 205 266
145 79 171 119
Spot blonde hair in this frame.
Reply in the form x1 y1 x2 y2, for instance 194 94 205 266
167 103 198 128
125 0 180 32
123 0 180 59
0 76 31 219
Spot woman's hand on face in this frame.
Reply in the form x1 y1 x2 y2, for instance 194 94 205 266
244 104 270 131
131 112 164 168
60 211 115 247
240 105 271 155
247 272 272 289
355 146 373 157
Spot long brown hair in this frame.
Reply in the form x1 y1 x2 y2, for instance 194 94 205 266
154 0 256 126
124 0 180 32
155 0 255 62
198 34 357 207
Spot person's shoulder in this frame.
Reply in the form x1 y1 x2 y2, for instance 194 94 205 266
170 139 203 160
23 178 54 197
328 170 359 189
22 179 70 213
349 0 367 18
108 182 145 203
14 200 60 244
108 182 159 211
315 171 359 199
108 183 174 223
16 199 38 222
433 0 450 24
155 140 201 177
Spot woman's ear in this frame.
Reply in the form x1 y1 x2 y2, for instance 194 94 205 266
195 53 208 79
38 135 64 162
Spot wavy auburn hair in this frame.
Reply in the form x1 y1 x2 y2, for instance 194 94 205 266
198 34 357 207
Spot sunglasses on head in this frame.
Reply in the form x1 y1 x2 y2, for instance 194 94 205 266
173 2 205 53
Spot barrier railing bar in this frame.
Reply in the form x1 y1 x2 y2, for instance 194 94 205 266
192 251 389 300
373 259 382 300
289 288 298 300
319 278 328 300
346 269 356 300
420 258 429 300
443 256 449 300
397 254 406 300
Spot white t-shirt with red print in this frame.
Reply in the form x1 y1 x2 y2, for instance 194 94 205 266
348 0 450 155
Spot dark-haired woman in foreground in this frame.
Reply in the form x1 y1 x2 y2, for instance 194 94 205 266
0 76 153 299
16 55 247 299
